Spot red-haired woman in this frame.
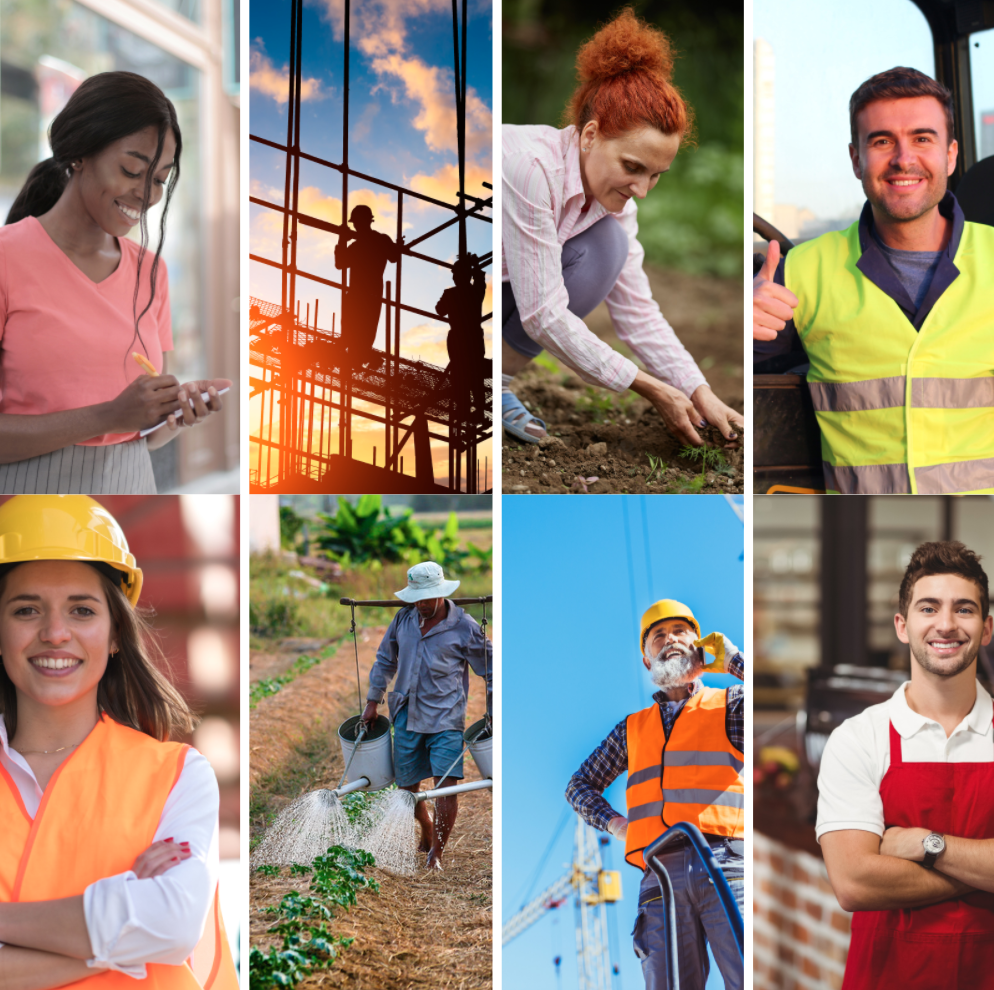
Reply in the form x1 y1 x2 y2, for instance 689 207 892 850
502 9 743 447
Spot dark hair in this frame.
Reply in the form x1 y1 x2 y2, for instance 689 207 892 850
898 541 989 621
0 564 196 742
849 67 955 146
565 7 695 144
5 71 182 359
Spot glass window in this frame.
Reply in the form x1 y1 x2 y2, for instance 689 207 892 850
972 27 994 162
0 0 204 380
154 0 200 24
754 0 933 241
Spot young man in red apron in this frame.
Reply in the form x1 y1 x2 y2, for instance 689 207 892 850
817 541 994 989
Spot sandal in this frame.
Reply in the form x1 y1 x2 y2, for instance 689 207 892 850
502 389 547 444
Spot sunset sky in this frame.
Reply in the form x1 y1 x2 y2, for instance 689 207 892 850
249 0 493 487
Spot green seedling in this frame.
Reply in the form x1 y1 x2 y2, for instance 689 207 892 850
644 453 666 484
678 444 728 484
256 864 280 876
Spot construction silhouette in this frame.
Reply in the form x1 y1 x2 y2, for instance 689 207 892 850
249 0 492 493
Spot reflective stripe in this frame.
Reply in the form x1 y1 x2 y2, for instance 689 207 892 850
823 461 910 494
663 789 745 809
915 457 994 494
665 751 744 772
911 377 994 409
808 377 904 413
627 766 661 789
628 801 664 822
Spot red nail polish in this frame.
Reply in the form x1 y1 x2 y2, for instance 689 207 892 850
171 856 179 861
165 837 174 843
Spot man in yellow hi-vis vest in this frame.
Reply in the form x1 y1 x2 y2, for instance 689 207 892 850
753 66 994 494
566 600 744 990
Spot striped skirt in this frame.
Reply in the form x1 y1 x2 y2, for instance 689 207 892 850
0 439 157 494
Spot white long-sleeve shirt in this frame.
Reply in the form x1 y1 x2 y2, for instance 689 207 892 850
0 714 219 978
502 123 708 398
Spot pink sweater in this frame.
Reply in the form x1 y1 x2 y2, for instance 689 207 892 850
0 217 173 445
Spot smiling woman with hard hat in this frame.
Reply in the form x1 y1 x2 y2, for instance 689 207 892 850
0 495 236 990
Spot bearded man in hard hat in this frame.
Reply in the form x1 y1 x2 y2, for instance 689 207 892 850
361 561 492 870
334 204 404 367
566 600 744 990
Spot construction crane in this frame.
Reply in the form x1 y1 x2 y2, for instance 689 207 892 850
503 815 623 990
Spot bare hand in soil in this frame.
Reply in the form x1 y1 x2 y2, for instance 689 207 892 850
691 385 744 446
753 240 798 341
631 370 704 446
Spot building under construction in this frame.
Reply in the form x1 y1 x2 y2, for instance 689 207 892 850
249 0 492 494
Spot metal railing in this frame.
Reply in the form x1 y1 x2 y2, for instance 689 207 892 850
643 823 744 988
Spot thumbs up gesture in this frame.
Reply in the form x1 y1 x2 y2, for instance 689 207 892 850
753 240 799 341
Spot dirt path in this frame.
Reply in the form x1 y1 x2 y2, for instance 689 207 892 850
250 628 493 989
503 265 744 494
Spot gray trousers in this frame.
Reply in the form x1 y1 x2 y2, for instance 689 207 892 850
0 439 157 493
634 839 744 990
502 214 629 358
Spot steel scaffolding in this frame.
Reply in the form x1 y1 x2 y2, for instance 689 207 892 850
249 0 492 493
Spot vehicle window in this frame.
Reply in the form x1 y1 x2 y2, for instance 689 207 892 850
754 0 933 241
972 27 994 162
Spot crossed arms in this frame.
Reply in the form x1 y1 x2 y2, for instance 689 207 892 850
819 828 994 912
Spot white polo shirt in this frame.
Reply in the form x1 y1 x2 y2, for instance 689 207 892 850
816 680 994 841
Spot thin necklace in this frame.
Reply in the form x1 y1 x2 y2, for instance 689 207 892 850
13 741 82 756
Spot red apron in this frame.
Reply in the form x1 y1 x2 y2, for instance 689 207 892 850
842 721 994 989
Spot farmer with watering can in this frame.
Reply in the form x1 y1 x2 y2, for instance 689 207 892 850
566 599 744 989
361 561 492 870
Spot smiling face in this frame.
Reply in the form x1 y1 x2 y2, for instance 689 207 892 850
578 122 681 212
642 617 702 688
74 125 177 237
849 96 957 225
895 573 993 679
0 561 117 718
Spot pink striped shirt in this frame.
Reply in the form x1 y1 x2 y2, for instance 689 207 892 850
502 124 707 396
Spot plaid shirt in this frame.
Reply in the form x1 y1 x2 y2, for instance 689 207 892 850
566 654 745 833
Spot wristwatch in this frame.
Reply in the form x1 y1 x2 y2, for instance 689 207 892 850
921 832 945 869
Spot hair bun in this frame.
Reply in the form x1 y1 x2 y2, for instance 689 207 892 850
576 8 674 84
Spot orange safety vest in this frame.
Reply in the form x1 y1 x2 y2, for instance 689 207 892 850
625 687 744 870
0 714 238 989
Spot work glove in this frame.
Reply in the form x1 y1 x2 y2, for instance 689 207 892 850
693 633 740 673
607 816 629 841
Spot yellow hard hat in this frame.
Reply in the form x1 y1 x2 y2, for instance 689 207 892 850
640 599 701 656
0 496 142 606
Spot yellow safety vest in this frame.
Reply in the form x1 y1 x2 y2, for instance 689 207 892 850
786 219 994 494
624 688 744 871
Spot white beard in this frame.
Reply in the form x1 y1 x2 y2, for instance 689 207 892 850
646 645 700 689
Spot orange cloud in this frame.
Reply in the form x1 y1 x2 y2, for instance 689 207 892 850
408 161 491 205
250 47 325 104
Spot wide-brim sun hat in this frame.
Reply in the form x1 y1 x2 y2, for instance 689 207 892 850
395 560 460 603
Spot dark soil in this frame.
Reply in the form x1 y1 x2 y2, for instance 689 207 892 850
502 265 744 494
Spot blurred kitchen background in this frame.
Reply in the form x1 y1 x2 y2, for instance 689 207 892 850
0 0 240 491
754 495 994 990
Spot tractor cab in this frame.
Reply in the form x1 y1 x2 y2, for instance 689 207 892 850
753 0 994 494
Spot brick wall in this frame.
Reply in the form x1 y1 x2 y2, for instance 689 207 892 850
754 831 852 990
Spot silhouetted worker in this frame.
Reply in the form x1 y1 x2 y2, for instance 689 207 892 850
335 204 403 367
436 253 487 424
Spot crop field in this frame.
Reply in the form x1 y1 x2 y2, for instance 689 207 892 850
503 265 744 494
250 537 493 989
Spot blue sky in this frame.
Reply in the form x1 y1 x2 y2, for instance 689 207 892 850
502 496 744 990
755 0 994 221
249 0 492 475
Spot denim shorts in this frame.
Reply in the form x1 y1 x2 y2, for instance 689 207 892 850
392 705 464 787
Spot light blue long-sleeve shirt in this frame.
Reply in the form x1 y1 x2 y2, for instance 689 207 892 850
368 601 493 733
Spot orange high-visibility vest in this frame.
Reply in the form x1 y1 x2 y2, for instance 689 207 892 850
0 714 238 989
625 688 744 870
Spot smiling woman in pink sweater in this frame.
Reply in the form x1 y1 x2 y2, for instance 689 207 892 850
0 72 230 493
